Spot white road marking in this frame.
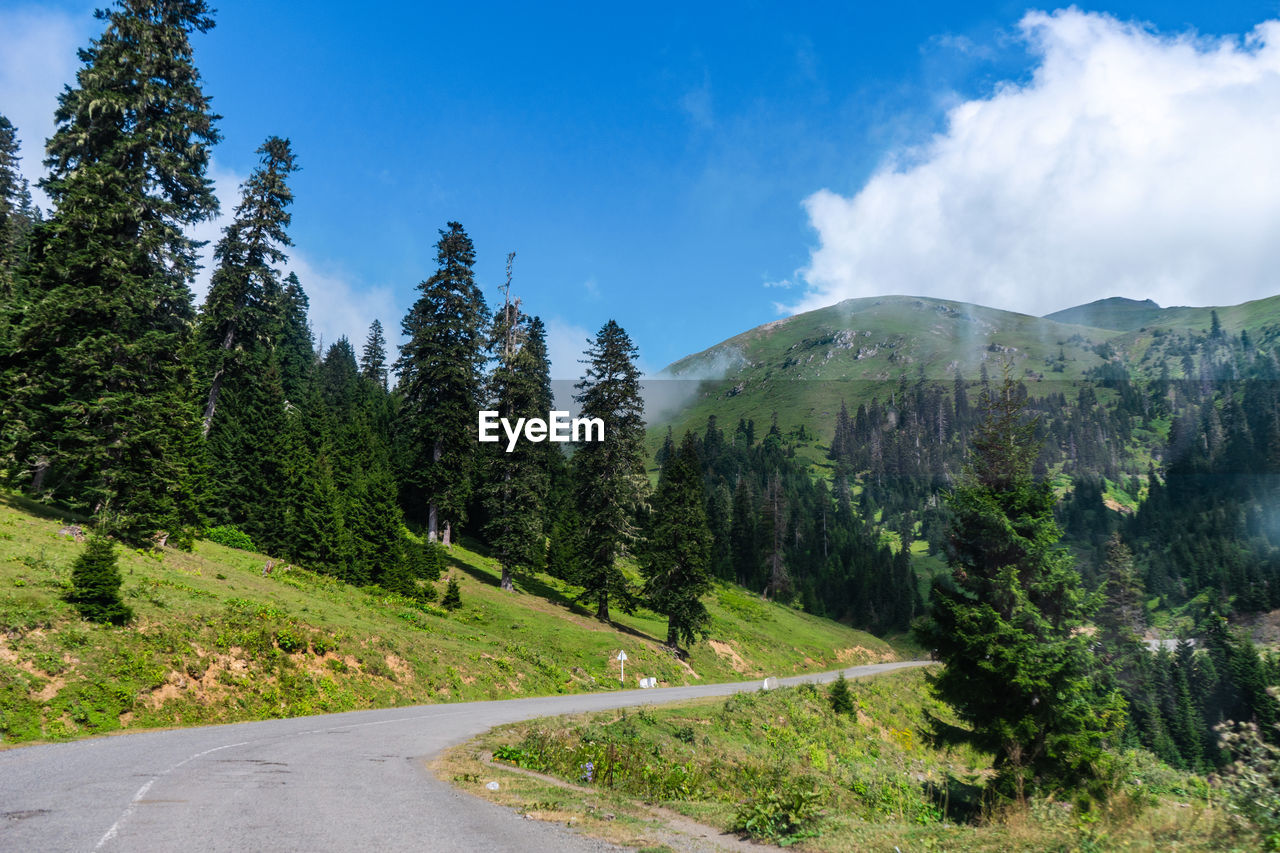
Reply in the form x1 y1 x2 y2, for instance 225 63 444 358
94 740 249 850
92 709 469 849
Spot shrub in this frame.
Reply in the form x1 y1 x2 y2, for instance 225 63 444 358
66 536 132 626
274 627 306 653
829 674 854 715
409 540 445 581
1216 705 1280 850
205 526 255 551
442 576 462 611
732 779 826 843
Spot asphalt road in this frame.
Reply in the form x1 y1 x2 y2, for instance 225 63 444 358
0 660 930 853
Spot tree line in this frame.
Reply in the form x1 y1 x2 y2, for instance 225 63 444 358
0 0 712 653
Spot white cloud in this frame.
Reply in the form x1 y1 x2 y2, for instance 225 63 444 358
544 317 592 380
792 9 1280 317
0 4 94 210
189 162 243 300
286 253 397 356
0 5 384 356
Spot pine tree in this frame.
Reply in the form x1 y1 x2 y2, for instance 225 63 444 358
571 320 646 621
0 114 38 351
829 673 854 715
360 319 389 389
441 575 462 611
395 222 487 545
5 0 220 543
730 477 758 588
483 311 553 591
1097 534 1146 664
197 136 297 437
273 272 315 405
67 535 132 625
760 473 791 600
641 431 713 651
915 371 1120 798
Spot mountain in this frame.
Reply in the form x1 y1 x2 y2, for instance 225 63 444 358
1044 297 1166 330
1044 294 1280 333
652 292 1280 448
653 294 1120 449
647 290 1280 623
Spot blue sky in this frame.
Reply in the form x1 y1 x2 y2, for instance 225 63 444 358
4 2 1280 376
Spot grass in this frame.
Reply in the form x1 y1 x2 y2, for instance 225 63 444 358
0 490 895 745
447 667 1258 851
651 295 1123 452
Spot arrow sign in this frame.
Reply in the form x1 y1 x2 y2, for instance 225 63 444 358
616 650 627 684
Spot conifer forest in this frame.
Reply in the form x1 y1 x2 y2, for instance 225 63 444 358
2 2 1280 850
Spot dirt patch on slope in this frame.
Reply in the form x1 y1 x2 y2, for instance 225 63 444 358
836 645 897 664
707 640 748 673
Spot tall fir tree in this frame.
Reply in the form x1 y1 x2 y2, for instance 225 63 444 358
571 320 646 621
729 476 757 588
67 535 132 626
360 319 389 390
0 114 38 363
273 272 315 405
760 472 791 600
4 0 220 543
395 222 487 545
483 311 553 591
641 431 713 651
915 371 1121 798
197 136 297 437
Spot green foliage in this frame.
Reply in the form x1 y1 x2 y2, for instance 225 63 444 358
828 673 854 715
641 431 713 649
482 311 553 590
4 0 220 544
274 626 307 654
206 525 256 551
360 319 389 389
731 779 826 845
0 113 38 362
916 372 1119 798
66 536 131 626
571 320 647 621
441 576 462 611
394 221 487 543
500 720 705 801
1215 702 1280 850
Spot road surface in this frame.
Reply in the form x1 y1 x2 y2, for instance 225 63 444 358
0 660 930 852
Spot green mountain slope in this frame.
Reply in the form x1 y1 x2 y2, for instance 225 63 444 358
1044 294 1280 333
1044 296 1166 330
0 492 894 745
654 295 1120 448
651 292 1280 448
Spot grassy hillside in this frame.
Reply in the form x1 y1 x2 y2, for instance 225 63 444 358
0 492 894 745
652 294 1123 449
649 291 1280 452
1044 296 1168 331
446 667 1241 852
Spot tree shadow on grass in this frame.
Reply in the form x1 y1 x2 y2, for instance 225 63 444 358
925 772 986 825
441 538 663 644
0 490 90 525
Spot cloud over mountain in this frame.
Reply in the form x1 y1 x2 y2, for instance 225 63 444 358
793 9 1280 317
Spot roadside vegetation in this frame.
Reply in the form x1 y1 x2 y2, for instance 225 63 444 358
449 668 1257 852
0 492 893 745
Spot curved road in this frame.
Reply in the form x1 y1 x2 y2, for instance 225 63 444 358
0 660 929 852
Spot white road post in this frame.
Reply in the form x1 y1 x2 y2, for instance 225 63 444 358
616 650 627 685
